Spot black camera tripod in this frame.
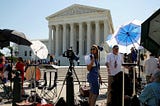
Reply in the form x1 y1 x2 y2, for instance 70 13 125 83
56 58 80 106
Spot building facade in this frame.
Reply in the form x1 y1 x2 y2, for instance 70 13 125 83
46 4 114 65
15 4 114 65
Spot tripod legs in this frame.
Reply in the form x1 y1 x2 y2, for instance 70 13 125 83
56 65 80 106
66 71 74 106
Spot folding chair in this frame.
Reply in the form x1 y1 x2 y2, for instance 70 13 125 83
46 71 57 96
43 70 57 100
0 78 12 100
37 71 47 97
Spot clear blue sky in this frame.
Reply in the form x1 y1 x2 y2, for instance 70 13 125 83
0 0 159 40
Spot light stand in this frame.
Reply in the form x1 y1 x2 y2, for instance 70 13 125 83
29 46 44 103
33 46 44 88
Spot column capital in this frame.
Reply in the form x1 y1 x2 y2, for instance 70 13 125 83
79 22 83 27
86 21 91 25
79 22 83 24
48 25 52 27
48 25 52 28
95 20 100 23
55 24 59 27
70 23 74 25
62 23 66 27
104 19 108 22
52 25 56 30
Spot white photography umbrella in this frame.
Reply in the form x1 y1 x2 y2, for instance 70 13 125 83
31 40 48 59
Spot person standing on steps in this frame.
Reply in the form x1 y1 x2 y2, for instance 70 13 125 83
85 44 102 106
105 45 123 106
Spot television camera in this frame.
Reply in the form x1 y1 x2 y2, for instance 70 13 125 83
62 47 79 61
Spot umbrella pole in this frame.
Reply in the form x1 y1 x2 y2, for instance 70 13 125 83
133 67 136 96
122 69 124 106
138 50 141 78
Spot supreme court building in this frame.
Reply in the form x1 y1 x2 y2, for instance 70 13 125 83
46 4 114 65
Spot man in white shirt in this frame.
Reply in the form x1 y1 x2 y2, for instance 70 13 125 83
105 45 123 105
144 53 158 83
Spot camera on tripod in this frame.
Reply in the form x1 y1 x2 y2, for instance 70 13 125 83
63 47 79 61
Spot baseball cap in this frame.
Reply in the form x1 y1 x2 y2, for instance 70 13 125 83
113 45 119 49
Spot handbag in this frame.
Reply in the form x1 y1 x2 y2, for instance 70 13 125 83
79 85 90 97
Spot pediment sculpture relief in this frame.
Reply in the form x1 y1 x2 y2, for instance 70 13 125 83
53 6 105 18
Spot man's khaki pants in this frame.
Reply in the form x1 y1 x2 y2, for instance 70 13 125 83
107 76 114 105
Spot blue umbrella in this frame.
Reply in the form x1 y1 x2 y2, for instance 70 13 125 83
106 20 141 53
111 20 141 106
115 20 141 46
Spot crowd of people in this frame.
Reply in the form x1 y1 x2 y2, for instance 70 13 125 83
1 44 160 106
0 55 56 97
85 44 160 106
0 55 12 83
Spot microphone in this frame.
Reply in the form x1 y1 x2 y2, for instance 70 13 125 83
90 54 94 59
98 46 103 51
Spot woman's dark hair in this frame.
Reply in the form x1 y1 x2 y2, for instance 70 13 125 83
0 58 3 63
90 45 99 59
18 57 23 62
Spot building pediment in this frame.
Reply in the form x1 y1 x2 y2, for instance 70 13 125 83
46 4 108 19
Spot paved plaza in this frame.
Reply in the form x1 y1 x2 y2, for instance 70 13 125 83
0 66 108 106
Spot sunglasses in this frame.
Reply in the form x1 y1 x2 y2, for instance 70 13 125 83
114 61 117 68
91 48 96 50
114 47 119 49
